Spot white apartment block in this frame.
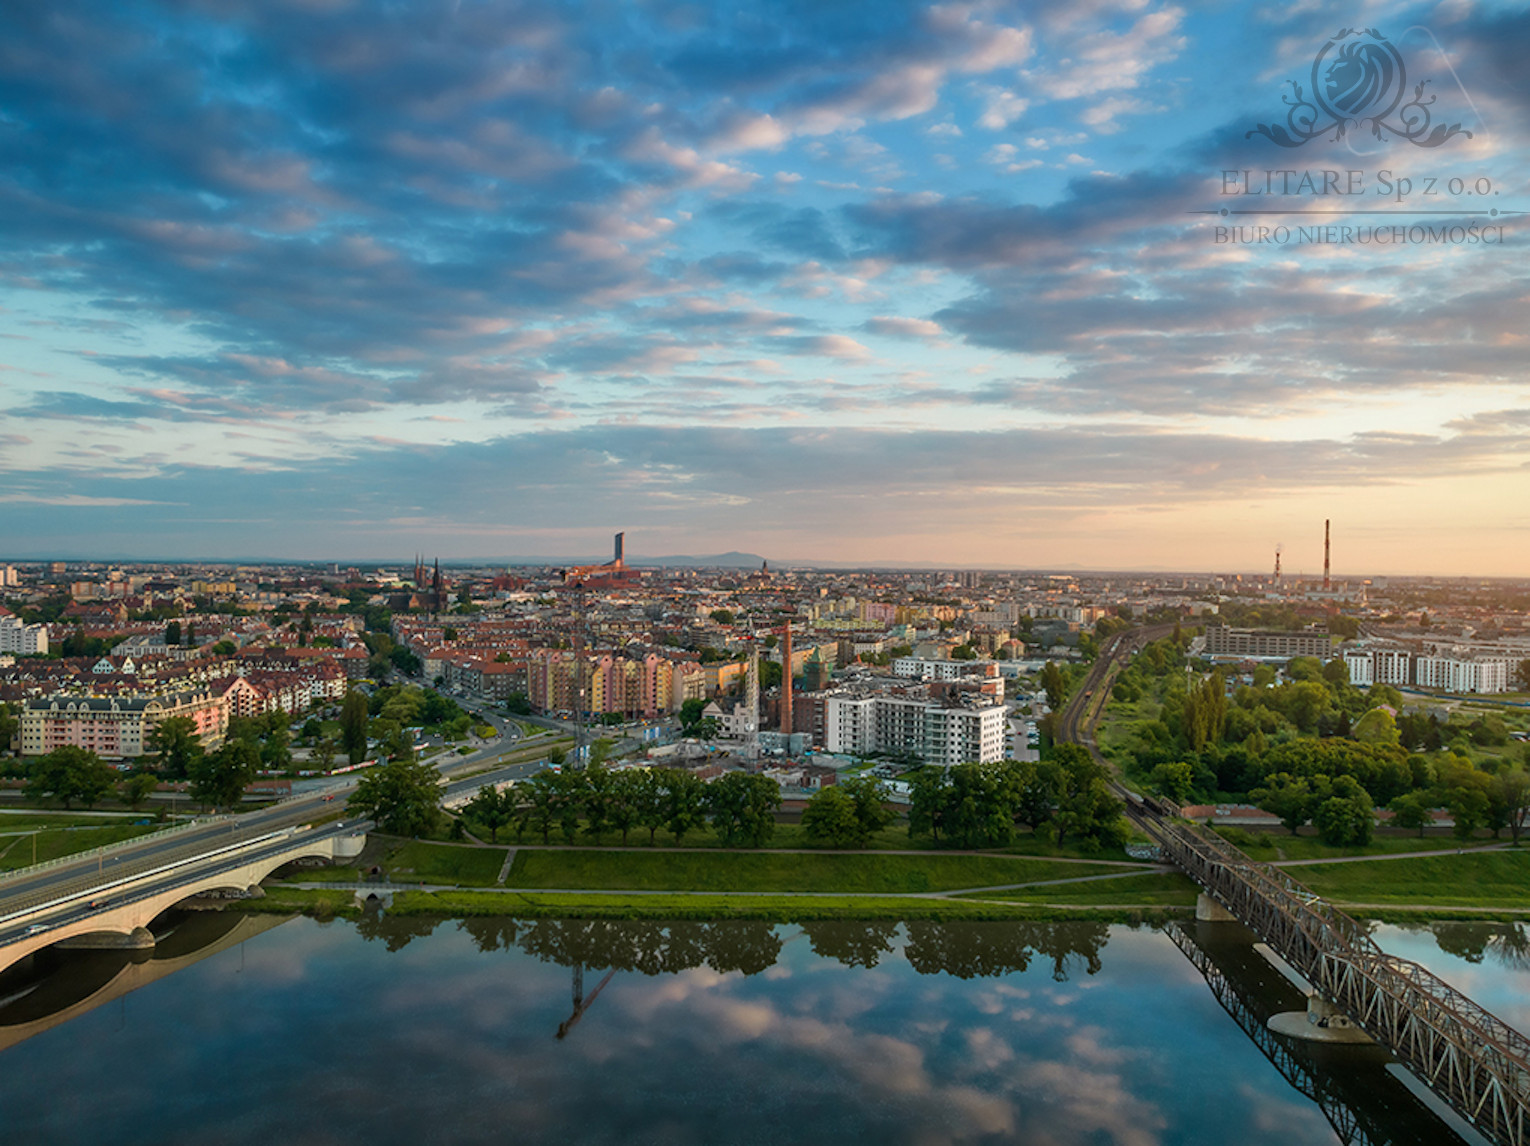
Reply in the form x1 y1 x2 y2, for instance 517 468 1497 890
1414 656 1512 694
0 613 48 655
823 692 1006 766
893 657 970 681
1345 644 1514 694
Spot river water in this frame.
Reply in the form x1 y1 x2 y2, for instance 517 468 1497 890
0 911 1523 1146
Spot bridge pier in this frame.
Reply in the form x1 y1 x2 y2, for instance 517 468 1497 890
1195 893 1236 922
55 927 157 952
1269 993 1373 1044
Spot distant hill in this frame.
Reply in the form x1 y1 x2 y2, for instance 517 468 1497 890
496 550 767 569
630 551 766 569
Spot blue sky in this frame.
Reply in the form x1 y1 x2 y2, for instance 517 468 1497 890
1 0 1527 572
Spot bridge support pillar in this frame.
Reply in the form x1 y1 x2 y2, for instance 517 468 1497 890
1268 993 1373 1044
1195 893 1236 922
55 927 157 952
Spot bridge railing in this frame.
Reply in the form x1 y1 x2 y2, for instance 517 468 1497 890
1149 816 1530 1146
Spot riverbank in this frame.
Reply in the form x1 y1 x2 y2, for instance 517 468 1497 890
236 884 1190 923
244 834 1530 925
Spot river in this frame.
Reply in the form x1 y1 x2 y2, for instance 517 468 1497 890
0 911 1522 1145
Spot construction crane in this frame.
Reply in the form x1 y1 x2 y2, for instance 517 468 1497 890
556 963 618 1040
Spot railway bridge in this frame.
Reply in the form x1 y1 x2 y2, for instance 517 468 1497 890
1061 625 1530 1146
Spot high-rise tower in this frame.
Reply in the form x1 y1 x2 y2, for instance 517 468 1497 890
780 621 793 736
1323 520 1331 591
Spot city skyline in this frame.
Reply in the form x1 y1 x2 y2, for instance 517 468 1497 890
2 2 1528 574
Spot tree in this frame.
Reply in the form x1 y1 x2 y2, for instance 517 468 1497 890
632 769 667 844
1389 792 1433 837
1352 708 1401 746
802 785 861 848
582 766 613 842
679 697 708 734
340 690 370 765
661 769 709 844
261 719 293 772
907 766 951 843
840 775 896 842
188 740 259 810
349 758 443 836
709 609 735 624
1496 768 1530 845
313 736 339 772
707 772 781 847
148 715 204 781
1313 777 1373 846
212 640 238 656
0 701 19 754
467 784 513 843
607 770 640 845
165 620 182 647
120 770 160 810
1251 773 1317 835
1043 745 1127 851
1040 661 1067 711
1181 672 1227 752
1150 761 1195 805
519 772 561 844
1515 659 1530 693
27 746 115 809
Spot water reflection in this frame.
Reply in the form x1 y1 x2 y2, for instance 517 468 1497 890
351 912 1109 983
1432 922 1530 971
1167 920 1463 1146
0 912 1517 1146
0 910 289 1052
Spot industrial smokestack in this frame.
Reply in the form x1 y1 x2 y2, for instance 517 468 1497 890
1323 519 1331 591
781 621 793 738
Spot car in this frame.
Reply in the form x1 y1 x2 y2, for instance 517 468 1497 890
24 923 49 936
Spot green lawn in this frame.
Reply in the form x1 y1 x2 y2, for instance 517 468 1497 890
1285 850 1530 908
0 823 166 871
0 812 148 833
960 871 1200 907
504 850 1130 894
1215 828 1502 862
374 888 1173 923
385 841 509 887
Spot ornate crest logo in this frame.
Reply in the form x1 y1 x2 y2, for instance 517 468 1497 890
1249 28 1472 148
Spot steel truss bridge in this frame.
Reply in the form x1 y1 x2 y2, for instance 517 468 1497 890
1059 625 1530 1146
1148 817 1530 1146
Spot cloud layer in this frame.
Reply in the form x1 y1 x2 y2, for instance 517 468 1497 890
1 0 1525 569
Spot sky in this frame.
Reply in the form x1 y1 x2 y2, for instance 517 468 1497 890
1 0 1528 574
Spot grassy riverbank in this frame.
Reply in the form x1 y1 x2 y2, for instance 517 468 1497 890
237 884 1186 924
1285 849 1530 909
504 850 1132 894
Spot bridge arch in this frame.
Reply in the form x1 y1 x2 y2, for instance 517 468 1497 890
0 831 362 977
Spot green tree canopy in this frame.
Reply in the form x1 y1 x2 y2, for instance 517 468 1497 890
27 745 115 809
707 772 781 847
189 740 259 810
148 715 204 781
340 690 370 766
349 758 442 836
